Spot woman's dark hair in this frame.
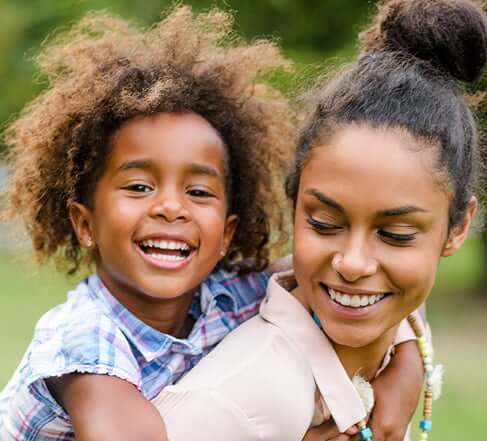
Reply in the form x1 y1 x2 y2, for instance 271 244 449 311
3 6 294 274
286 0 487 228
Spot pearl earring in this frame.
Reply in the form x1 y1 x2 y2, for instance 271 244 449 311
86 238 93 248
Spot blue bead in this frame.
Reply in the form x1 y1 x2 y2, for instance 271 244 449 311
359 427 373 440
419 419 433 431
312 313 321 327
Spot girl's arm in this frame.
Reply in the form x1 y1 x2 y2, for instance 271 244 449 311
368 340 423 441
46 374 167 441
302 341 423 441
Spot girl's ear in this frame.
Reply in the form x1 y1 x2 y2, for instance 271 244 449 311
69 202 96 249
442 196 477 257
221 214 239 257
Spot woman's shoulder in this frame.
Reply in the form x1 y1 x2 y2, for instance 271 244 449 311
154 315 316 441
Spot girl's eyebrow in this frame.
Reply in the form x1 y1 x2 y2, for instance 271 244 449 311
116 159 152 173
115 159 220 178
189 163 220 178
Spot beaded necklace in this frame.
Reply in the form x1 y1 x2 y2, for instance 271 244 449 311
357 314 436 441
312 312 440 441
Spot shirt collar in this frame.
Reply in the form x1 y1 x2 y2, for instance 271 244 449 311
259 271 367 433
87 271 238 362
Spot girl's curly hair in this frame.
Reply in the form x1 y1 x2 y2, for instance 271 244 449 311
3 6 294 274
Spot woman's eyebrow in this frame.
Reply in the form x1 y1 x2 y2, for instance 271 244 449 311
305 189 429 217
379 206 429 217
305 189 344 212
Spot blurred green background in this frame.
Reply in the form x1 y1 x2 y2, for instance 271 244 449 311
0 1 486 440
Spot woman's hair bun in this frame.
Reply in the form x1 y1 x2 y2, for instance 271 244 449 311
360 0 487 82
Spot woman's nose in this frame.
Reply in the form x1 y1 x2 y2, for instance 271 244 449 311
331 238 378 282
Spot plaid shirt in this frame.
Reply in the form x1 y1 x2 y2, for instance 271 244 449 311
0 269 269 440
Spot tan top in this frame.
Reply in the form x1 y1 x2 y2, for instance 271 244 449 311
153 271 420 441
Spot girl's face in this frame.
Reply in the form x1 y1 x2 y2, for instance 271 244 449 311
293 124 475 349
70 112 238 304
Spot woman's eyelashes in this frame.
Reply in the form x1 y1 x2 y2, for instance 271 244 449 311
307 216 418 244
306 217 342 233
378 229 417 244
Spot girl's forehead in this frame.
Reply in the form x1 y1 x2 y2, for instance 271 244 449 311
107 112 227 173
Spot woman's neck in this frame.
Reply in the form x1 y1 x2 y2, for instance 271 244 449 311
333 326 398 381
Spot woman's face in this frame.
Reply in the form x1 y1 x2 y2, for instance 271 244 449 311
293 124 474 348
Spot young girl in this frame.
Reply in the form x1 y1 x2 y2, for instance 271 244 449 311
0 6 292 439
153 1 486 440
0 5 427 441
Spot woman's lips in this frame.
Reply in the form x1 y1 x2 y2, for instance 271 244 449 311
320 283 391 317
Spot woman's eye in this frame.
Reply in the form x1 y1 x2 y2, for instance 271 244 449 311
124 184 153 193
306 217 341 234
379 230 417 243
187 189 215 198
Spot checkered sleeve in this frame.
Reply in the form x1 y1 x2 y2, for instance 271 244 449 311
220 271 271 324
0 301 142 439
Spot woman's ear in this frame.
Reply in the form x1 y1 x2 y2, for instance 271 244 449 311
442 196 477 257
69 202 96 249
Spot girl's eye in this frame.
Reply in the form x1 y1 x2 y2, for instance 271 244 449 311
123 184 153 193
306 217 342 234
379 230 417 244
187 189 215 198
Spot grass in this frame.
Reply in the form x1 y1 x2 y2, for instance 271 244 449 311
1 235 486 439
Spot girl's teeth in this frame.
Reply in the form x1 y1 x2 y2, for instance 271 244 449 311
148 253 185 262
140 240 190 251
327 287 385 308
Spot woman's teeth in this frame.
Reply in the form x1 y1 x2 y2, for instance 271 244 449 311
328 287 385 308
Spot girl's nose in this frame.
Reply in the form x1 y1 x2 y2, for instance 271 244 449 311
331 244 378 283
149 195 190 222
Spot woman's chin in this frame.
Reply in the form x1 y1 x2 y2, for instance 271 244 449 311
322 324 379 349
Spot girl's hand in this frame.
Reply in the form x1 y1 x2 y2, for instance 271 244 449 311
302 421 358 441
368 340 423 441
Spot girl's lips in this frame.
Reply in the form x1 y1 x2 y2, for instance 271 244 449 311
319 283 390 318
135 243 195 270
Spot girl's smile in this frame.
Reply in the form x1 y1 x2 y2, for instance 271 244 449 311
70 112 238 322
292 124 459 351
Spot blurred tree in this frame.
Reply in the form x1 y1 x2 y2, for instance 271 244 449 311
0 0 376 151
